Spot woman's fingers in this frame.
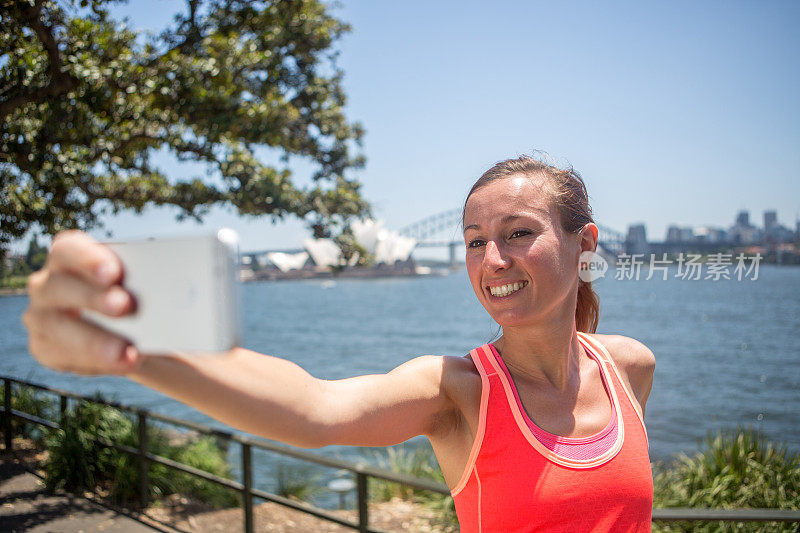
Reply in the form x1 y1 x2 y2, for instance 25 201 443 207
46 230 123 288
28 269 133 316
22 229 138 377
23 308 140 375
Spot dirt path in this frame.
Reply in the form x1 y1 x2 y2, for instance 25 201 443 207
0 458 162 532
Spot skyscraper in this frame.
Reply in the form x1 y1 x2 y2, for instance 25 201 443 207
764 210 777 231
735 210 750 226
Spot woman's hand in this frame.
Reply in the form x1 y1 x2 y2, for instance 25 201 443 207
22 230 140 375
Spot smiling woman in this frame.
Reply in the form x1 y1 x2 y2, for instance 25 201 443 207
22 152 655 533
453 153 654 531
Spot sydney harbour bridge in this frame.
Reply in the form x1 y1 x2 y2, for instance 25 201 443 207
245 208 626 268
396 208 626 265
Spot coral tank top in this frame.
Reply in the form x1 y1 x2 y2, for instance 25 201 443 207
451 332 653 532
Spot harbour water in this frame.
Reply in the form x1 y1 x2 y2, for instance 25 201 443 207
1 265 799 501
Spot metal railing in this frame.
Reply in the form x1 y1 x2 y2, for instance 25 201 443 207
2 375 799 531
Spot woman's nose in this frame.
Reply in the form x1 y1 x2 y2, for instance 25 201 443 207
483 240 509 271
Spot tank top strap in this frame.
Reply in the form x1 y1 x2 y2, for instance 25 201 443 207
577 331 613 364
577 332 649 448
468 344 499 378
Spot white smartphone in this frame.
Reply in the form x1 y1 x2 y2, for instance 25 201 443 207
83 229 241 354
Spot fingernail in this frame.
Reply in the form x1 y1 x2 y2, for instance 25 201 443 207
96 262 118 284
105 289 128 314
122 345 140 369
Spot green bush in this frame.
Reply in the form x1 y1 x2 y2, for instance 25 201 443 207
0 275 29 290
103 423 175 505
653 426 800 532
43 399 237 508
1 384 55 443
44 400 131 494
169 436 239 507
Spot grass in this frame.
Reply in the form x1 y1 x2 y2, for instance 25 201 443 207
652 426 800 532
369 444 458 530
274 462 323 501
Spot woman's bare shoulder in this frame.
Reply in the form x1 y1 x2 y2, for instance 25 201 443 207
402 354 481 405
406 354 482 440
590 334 655 370
439 354 483 413
439 353 481 391
587 334 655 408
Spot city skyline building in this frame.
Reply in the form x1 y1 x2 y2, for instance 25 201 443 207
627 207 796 252
764 210 778 232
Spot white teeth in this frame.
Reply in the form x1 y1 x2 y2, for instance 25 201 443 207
489 281 526 297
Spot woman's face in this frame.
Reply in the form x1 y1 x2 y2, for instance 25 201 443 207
463 174 586 328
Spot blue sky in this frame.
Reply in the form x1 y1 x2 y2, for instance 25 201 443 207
68 1 800 255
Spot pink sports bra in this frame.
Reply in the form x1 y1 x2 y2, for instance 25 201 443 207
491 341 620 461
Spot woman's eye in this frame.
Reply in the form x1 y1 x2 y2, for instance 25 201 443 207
510 229 531 239
467 239 486 248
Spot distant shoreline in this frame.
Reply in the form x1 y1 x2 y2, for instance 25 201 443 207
0 288 26 297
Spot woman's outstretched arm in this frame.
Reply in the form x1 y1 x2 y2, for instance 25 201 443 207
129 350 452 448
23 231 455 449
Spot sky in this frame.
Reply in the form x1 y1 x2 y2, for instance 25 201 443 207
25 0 800 256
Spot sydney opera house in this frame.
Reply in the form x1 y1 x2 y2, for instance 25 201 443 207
240 219 438 280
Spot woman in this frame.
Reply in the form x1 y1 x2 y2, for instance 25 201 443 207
23 154 656 532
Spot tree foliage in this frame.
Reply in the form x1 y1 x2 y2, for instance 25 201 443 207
0 0 369 250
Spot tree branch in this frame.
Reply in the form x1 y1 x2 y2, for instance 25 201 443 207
0 2 77 121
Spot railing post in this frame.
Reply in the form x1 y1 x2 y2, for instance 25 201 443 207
242 442 254 533
357 471 369 533
59 396 67 427
4 379 12 452
137 410 149 506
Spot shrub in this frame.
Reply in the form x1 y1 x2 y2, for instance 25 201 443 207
0 275 29 290
3 385 55 444
653 426 800 532
169 436 239 507
44 400 131 494
104 423 175 505
43 399 237 508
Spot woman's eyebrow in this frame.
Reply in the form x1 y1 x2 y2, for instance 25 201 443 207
463 214 539 233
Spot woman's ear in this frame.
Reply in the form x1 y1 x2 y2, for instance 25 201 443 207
579 223 599 253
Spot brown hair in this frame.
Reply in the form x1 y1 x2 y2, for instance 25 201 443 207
463 153 600 333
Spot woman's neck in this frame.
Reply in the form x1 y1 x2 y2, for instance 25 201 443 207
493 318 584 392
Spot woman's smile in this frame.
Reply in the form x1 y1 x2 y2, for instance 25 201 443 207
487 280 529 298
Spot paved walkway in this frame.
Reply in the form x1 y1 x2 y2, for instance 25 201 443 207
0 457 166 533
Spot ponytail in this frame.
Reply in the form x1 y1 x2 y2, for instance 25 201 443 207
576 280 599 333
